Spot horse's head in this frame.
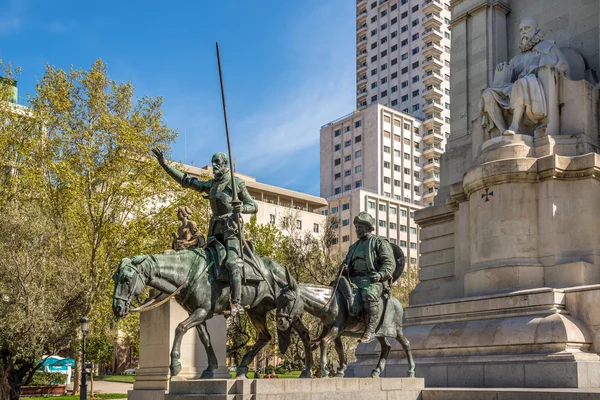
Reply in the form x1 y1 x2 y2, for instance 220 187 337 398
112 256 148 319
275 268 301 331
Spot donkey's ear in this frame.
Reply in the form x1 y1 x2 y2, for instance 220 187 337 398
287 269 298 292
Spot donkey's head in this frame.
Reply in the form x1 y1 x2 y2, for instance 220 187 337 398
275 268 302 331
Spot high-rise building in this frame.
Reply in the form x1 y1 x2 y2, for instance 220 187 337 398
320 103 423 261
356 0 451 206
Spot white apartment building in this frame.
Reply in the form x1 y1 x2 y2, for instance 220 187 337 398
356 0 451 204
320 103 423 261
184 164 328 237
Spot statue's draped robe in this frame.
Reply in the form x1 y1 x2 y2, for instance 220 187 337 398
480 40 569 131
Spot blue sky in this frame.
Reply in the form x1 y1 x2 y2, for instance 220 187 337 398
0 0 356 196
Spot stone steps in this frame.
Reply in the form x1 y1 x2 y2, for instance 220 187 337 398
165 377 424 400
422 387 600 400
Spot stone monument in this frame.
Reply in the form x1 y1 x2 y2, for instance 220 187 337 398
350 0 600 388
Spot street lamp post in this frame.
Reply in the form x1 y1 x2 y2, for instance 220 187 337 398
79 315 89 400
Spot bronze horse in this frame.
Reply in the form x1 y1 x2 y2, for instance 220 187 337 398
112 248 314 378
276 270 415 378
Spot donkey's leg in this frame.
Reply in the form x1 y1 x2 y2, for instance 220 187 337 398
170 308 207 377
292 319 313 378
333 337 347 377
195 322 218 379
237 311 271 379
397 327 415 378
371 337 391 378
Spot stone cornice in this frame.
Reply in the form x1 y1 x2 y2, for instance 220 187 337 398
463 153 600 197
450 0 510 26
414 203 454 227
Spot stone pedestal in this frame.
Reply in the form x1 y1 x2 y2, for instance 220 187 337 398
128 298 229 400
165 377 424 400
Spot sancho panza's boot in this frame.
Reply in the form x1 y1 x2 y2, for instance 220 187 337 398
358 301 379 343
228 259 244 317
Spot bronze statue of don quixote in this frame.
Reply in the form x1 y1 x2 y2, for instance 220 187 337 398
111 43 415 381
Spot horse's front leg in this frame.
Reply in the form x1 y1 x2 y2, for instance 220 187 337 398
195 321 218 379
371 337 391 378
237 311 271 379
333 337 347 377
397 327 415 377
170 308 207 377
291 319 313 378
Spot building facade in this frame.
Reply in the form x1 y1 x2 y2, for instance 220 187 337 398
356 0 451 205
320 103 422 260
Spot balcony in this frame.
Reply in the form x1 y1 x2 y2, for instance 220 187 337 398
423 99 443 114
423 190 437 203
422 69 443 85
422 85 444 99
422 144 444 158
357 75 367 84
423 129 445 143
357 0 367 8
423 173 440 186
357 62 367 73
422 26 443 42
357 88 368 99
422 41 443 57
423 56 443 72
422 0 443 14
423 159 440 173
423 115 444 130
357 23 367 35
422 13 443 29
356 36 367 45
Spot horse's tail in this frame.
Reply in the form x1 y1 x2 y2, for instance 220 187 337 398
277 326 293 354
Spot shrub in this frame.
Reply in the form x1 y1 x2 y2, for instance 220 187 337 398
28 372 67 386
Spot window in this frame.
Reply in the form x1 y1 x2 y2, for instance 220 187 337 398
371 16 378 23
334 129 341 137
381 9 387 17
379 220 387 228
401 209 407 217
412 61 419 69
391 58 397 66
391 30 398 38
404 153 410 160
414 156 419 163
371 69 377 76
391 238 397 244
345 155 352 161
381 50 387 58
384 176 391 184
401 25 408 33
379 204 386 212
410 257 417 264
401 52 408 61
404 167 410 174
412 104 420 111
345 184 351 191
412 89 419 97
401 67 408 74
381 90 388 97
371 82 378 89
401 11 408 19
384 192 391 197
391 17 397 25
401 38 408 47
414 185 420 193
410 227 417 234
412 33 419 40
445 88 450 95
371 95 378 102
334 158 341 166
390 222 397 230
394 179 401 186
445 74 450 81
412 18 419 27
334 144 341 151
384 146 391 153
391 44 397 52
445 45 451 52
313 223 319 233
296 220 302 230
412 47 419 55
342 219 350 226
355 120 362 128
345 169 351 177
371 1 377 8
331 237 338 245
355 150 362 158
400 240 407 247
368 201 375 209
334 172 341 180
342 235 350 243
342 203 350 211
445 32 451 39
404 182 411 189
355 180 362 188
401 80 408 88
394 164 401 172
400 225 407 232
410 211 415 219
391 99 398 106
381 63 387 71
412 75 419 83
269 214 276 224
394 149 401 157
381 76 387 84
371 29 377 36
445 102 450 109
410 242 417 249
344 140 351 147
371 55 378 63
381 23 387 30
391 85 398 93
401 94 408 102
391 72 398 79
331 206 339 213
391 3 397 11
414 171 420 178
355 135 362 143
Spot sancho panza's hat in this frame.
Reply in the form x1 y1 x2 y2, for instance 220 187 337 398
353 212 375 230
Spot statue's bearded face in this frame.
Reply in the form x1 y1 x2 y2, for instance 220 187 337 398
211 157 228 179
519 20 536 45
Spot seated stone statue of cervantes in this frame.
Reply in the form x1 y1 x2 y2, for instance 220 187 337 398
479 17 570 136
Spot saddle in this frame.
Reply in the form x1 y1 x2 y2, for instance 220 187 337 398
334 277 365 319
204 237 265 283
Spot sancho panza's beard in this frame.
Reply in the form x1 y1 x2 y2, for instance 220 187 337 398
519 29 544 52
